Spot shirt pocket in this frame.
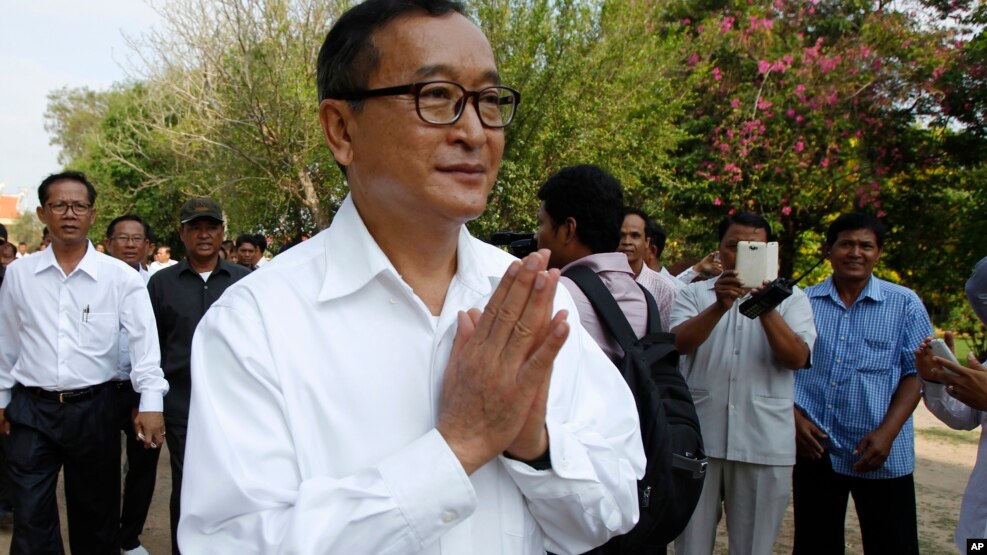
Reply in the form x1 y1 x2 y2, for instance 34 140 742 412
78 312 118 355
857 337 893 373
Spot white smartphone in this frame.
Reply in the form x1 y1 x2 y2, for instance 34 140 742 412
929 338 959 364
735 241 779 288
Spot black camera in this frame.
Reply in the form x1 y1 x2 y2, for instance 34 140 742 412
489 231 537 258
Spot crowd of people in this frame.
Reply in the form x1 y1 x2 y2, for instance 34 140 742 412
0 0 984 554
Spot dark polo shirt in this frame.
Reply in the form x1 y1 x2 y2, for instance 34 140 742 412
147 258 250 422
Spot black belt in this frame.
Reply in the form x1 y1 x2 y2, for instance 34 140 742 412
23 382 110 404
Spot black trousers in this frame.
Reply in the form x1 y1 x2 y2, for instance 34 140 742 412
115 381 161 550
4 383 120 555
792 454 919 555
165 418 187 555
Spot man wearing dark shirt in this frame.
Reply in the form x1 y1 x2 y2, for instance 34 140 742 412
147 197 250 554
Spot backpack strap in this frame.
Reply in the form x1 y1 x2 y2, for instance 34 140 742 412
564 264 657 352
637 283 662 336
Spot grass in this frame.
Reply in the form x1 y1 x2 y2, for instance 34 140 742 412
916 426 981 446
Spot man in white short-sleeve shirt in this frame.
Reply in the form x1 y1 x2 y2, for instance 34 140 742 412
670 212 815 555
177 2 645 554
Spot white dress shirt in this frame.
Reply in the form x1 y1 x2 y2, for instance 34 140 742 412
670 279 816 465
179 195 645 555
922 380 987 551
0 243 168 411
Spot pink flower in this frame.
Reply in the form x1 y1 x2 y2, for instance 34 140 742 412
713 67 722 81
795 115 804 123
781 206 792 216
713 197 723 206
757 98 773 110
787 108 796 117
758 60 772 74
794 140 805 153
820 158 830 168
720 16 735 33
730 98 741 109
688 53 700 66
877 210 887 218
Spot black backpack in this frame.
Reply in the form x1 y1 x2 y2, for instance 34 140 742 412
564 265 708 552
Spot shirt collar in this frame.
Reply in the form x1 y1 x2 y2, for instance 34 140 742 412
561 252 635 276
319 195 492 303
34 242 100 280
177 258 229 276
809 274 883 304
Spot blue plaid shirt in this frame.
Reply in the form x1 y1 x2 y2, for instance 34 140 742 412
794 275 931 478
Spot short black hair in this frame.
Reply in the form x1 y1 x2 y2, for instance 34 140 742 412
537 165 624 255
235 234 266 250
105 214 148 239
624 207 650 225
38 170 96 205
646 219 667 257
317 0 466 103
717 211 774 242
826 212 885 249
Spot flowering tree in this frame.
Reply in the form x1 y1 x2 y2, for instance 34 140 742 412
663 0 966 276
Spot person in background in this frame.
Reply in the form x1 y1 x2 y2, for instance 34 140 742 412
915 256 987 551
104 214 160 555
149 245 179 275
0 171 167 554
618 208 677 331
147 197 250 554
793 212 931 555
671 211 815 554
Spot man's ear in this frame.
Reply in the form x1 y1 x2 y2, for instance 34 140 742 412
564 217 577 243
319 99 355 167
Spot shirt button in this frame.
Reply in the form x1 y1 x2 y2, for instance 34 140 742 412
204 285 209 290
830 381 837 386
389 298 397 305
836 359 842 364
827 404 833 409
560 459 570 471
734 350 740 355
839 336 845 341
441 511 456 524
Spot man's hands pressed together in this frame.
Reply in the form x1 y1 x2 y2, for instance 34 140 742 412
437 249 570 475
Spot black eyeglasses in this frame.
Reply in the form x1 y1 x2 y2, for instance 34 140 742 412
334 80 521 128
46 202 93 216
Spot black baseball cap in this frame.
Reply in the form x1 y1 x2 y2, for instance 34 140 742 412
180 197 224 224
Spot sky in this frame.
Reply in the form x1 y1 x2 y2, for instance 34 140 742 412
0 0 162 211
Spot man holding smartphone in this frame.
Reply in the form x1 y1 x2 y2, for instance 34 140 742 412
671 212 815 554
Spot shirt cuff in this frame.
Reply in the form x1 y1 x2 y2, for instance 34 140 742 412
500 416 600 498
137 392 164 412
378 429 477 547
922 379 948 399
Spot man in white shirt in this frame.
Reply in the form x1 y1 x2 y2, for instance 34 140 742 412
0 171 167 554
671 212 815 555
148 245 178 274
104 214 160 555
619 208 677 331
178 2 645 553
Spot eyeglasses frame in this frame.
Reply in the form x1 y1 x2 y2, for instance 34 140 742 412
333 80 521 128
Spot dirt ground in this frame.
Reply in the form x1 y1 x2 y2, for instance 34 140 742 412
0 403 978 554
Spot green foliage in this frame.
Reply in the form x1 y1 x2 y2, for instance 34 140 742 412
468 0 690 240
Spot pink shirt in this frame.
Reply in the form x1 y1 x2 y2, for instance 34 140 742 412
560 253 649 362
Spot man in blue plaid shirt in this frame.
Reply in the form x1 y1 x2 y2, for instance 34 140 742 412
793 212 931 555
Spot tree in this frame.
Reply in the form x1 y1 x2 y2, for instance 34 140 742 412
662 0 966 277
467 0 691 239
132 0 345 235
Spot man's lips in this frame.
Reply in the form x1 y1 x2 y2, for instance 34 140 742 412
438 163 485 174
